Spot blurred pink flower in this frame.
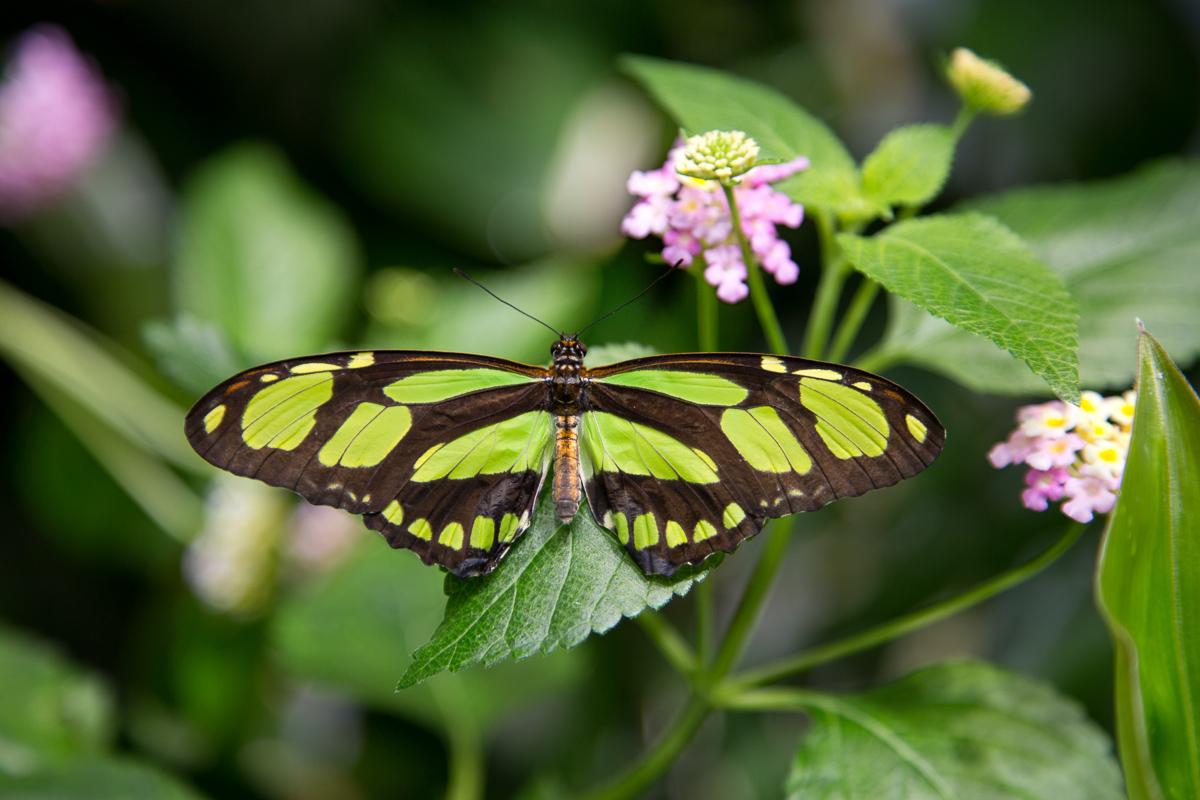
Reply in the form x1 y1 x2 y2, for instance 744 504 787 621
0 25 118 223
989 392 1133 523
621 144 806 303
1060 475 1118 523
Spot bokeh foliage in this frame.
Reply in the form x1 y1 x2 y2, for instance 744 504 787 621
1 1 1198 798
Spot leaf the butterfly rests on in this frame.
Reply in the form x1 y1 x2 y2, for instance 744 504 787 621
185 340 944 577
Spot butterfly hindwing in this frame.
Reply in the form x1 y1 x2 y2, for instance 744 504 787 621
581 353 945 575
185 350 552 576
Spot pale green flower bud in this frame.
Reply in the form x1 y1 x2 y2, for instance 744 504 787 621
946 47 1031 116
675 130 760 184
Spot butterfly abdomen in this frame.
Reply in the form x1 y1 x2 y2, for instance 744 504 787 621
552 414 581 522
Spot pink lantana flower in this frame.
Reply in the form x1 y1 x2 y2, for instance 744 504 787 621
0 26 118 223
989 390 1135 523
621 131 808 304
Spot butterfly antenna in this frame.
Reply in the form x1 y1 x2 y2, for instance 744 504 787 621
453 268 563 337
575 264 680 337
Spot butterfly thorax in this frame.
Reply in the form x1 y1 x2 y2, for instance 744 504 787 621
549 337 588 522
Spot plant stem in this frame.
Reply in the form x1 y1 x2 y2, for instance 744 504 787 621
722 183 788 355
724 522 1088 691
713 686 834 713
709 522 791 681
579 697 710 800
951 105 978 140
826 278 879 363
636 611 697 677
695 579 714 668
693 268 719 351
430 677 485 800
801 211 848 360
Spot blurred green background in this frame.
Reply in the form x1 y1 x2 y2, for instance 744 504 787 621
0 1 1197 798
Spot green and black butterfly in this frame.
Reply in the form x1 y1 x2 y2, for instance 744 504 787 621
185 329 944 577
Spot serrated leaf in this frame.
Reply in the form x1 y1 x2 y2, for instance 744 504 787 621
399 495 718 687
142 315 244 396
620 55 863 213
877 160 1200 395
271 535 581 729
861 124 955 210
0 758 203 799
786 660 1122 800
1096 328 1200 800
839 213 1080 401
173 144 359 363
0 624 114 776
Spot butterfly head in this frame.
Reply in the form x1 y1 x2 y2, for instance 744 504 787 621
551 336 587 367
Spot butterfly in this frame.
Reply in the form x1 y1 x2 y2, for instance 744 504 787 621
185 334 944 578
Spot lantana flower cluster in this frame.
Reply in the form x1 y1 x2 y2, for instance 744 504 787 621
988 390 1136 523
621 133 809 304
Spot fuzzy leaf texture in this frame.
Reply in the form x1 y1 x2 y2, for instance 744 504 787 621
861 124 955 211
786 661 1123 800
399 497 717 687
620 55 866 214
1096 327 1200 800
173 143 359 363
839 213 1080 402
876 160 1200 395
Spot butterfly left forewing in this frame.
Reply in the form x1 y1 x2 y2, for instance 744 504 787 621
185 350 552 576
581 354 944 575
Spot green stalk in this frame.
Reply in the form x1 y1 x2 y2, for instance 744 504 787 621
801 211 848 360
826 278 879 363
708 523 790 681
722 183 788 355
430 676 485 800
695 578 714 668
578 698 709 800
693 268 719 352
636 612 697 677
951 105 978 140
691 268 718 661
724 522 1088 691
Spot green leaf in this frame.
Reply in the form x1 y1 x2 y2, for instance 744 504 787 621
861 124 955 211
0 758 203 799
786 660 1122 800
1096 327 1200 800
272 534 582 728
173 144 359 363
0 624 113 776
0 280 196 473
399 496 718 687
620 55 864 214
839 213 1080 402
143 315 244 396
875 160 1200 395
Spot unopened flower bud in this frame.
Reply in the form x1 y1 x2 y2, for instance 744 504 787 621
946 47 1031 116
675 130 760 184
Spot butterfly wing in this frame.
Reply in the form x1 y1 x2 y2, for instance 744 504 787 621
581 353 945 575
185 350 552 576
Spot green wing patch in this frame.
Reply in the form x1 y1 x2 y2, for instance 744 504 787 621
185 350 550 576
